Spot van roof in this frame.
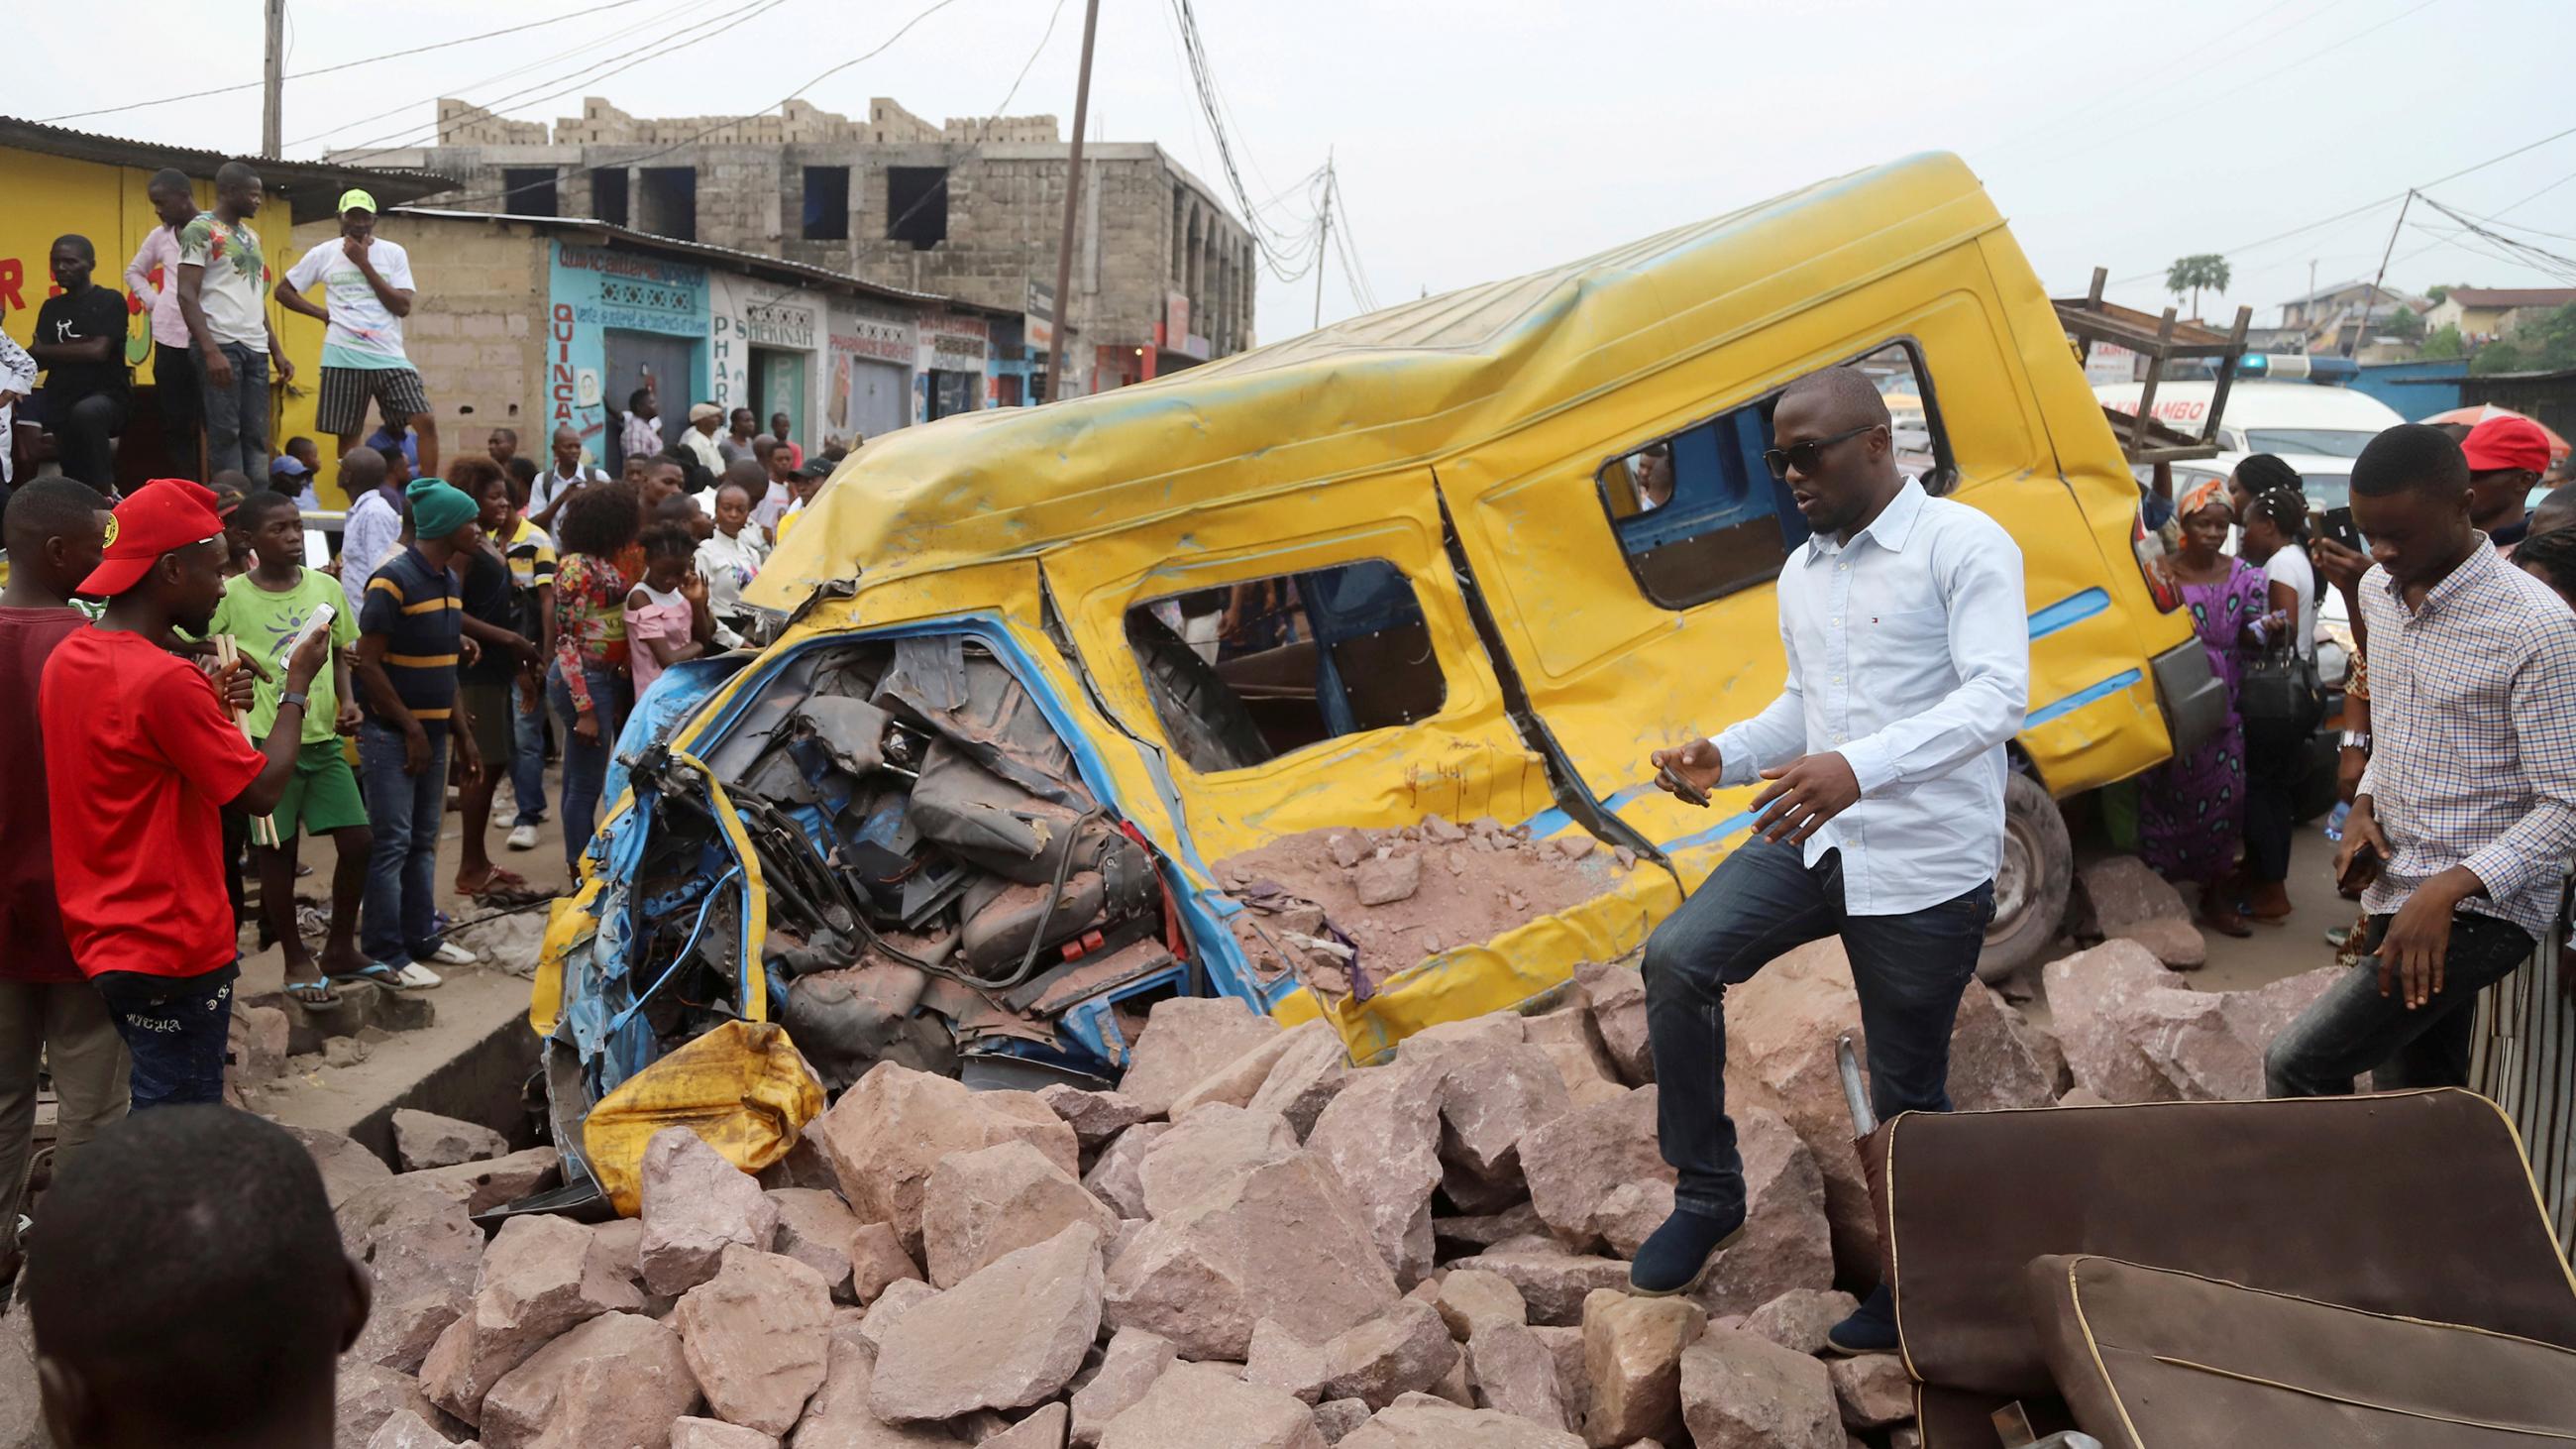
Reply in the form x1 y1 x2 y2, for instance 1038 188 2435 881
2094 379 2408 432
750 152 2007 608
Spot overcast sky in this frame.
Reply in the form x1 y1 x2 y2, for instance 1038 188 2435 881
20 0 2574 341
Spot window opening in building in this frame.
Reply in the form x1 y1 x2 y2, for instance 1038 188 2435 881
639 167 698 241
1598 341 1951 612
502 168 559 218
590 167 629 227
1124 559 1449 773
803 166 851 241
886 167 948 249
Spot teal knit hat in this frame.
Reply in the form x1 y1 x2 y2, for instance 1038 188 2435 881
406 478 480 541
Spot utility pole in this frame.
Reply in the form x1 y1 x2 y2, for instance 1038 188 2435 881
262 0 286 158
2350 191 2413 359
1313 151 1335 329
1045 0 1102 404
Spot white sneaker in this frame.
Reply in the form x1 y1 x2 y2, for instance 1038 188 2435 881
423 941 478 967
392 962 445 989
506 824 541 852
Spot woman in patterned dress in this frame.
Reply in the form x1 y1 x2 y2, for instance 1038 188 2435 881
2138 482 2290 939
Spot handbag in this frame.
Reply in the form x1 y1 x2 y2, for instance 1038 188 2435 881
2239 640 2324 733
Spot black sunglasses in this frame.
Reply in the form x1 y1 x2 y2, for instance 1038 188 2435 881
1762 423 1881 482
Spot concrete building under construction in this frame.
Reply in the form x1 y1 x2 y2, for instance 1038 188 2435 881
338 96 1256 396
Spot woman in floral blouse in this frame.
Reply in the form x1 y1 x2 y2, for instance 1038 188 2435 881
547 481 641 872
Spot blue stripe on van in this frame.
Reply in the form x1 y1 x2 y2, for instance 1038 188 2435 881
2025 668 2143 727
2027 587 2109 640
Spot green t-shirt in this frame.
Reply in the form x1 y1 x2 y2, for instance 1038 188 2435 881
210 568 358 743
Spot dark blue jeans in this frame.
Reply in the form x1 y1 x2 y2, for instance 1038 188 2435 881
357 720 449 965
92 968 235 1110
1642 837 1993 1219
510 675 548 828
548 660 633 873
2265 910 2534 1096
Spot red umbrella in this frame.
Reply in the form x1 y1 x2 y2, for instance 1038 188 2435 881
2421 403 2572 463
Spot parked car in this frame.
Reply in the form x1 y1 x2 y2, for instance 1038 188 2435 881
532 153 2222 1206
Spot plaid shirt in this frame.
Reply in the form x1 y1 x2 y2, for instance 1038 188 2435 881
2357 536 2576 939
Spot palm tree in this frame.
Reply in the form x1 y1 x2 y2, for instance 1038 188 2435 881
2164 255 2232 320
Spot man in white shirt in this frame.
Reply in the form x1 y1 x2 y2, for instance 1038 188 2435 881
1630 368 2029 1356
335 446 403 617
681 402 727 480
277 190 440 479
175 161 293 480
122 169 204 479
528 424 608 530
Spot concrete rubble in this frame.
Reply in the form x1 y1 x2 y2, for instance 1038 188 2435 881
313 868 2339 1449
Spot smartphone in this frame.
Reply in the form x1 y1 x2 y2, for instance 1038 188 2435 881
2320 505 2363 554
285 602 337 662
1657 766 1712 809
2336 837 2381 897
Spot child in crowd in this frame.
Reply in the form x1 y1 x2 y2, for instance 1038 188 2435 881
208 493 370 1002
695 479 767 647
623 523 715 698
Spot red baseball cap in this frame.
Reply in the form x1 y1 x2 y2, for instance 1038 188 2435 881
2462 414 2554 475
78 478 227 598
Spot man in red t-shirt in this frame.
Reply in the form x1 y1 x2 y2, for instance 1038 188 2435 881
0 478 121 1280
40 479 332 1109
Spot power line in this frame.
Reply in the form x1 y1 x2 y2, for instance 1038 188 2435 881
36 0 660 123
1165 0 1323 281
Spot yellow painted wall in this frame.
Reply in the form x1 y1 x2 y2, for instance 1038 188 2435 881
0 143 327 474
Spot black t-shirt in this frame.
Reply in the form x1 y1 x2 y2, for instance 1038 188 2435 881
34 285 131 405
458 543 517 686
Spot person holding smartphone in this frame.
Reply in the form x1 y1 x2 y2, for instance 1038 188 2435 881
2266 425 2576 1097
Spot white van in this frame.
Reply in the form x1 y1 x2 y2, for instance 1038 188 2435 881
2094 379 2408 512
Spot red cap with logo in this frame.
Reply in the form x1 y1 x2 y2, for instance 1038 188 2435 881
77 478 227 598
2462 414 2554 475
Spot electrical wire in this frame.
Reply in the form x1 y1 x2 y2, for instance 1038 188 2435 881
36 0 663 123
1165 0 1324 281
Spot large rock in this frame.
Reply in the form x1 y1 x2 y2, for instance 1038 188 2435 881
672 1418 781 1449
1720 941 1876 1284
1437 1043 1572 1182
1527 1325 1587 1426
1433 1269 1527 1342
339 1178 486 1373
1138 1104 1301 1219
1171 1020 1337 1121
402 1147 563 1215
1517 1086 1667 1254
393 1109 512 1170
789 1339 963 1447
1244 1318 1334 1405
283 1124 396 1207
922 1139 1120 1287
364 1406 477 1449
1578 1289 1702 1448
336 1363 441 1449
848 1220 924 1303
1945 983 2057 1113
770 1187 863 1300
871 1223 1105 1421
1827 1355 1911 1429
2044 943 2342 1102
1521 1007 1625 1104
640 1127 784 1297
1070 1327 1178 1448
1095 1363 1325 1449
812 1063 1078 1259
2115 916 2207 971
1116 996 1283 1118
1083 1122 1169 1220
1335 1399 1585 1448
1449 1239 1631 1328
1301 1064 1449 1287
2081 856 2190 937
1571 961 1652 1085
1105 1152 1401 1360
1685 1107 1833 1320
854 1280 939 1355
421 1215 646 1425
982 1403 1069 1449
1246 1024 1353 1141
1315 1301 1459 1411
1035 1084 1155 1150
1739 1289 1858 1357
1464 1323 1569 1432
1675 1328 1842 1449
673 1247 835 1436
1312 1399 1372 1443
480 1312 703 1449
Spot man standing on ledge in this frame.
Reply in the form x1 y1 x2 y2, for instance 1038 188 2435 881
1630 368 2029 1357
277 189 439 479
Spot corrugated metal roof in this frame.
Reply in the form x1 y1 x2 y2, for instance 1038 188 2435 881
389 206 1015 318
0 116 458 204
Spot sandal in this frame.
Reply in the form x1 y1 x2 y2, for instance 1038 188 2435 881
462 867 553 908
330 961 408 988
283 977 339 1006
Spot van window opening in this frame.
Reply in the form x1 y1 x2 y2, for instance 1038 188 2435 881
1598 340 1954 612
1124 560 1449 773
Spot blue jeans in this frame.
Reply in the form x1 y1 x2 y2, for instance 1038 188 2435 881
357 721 449 965
92 968 235 1110
196 341 268 480
1642 837 1993 1219
548 661 633 873
510 675 549 828
2265 911 2534 1096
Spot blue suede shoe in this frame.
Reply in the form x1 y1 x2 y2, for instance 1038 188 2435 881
1825 1282 1901 1355
1626 1206 1745 1296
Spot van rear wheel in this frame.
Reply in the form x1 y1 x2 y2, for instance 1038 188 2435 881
1979 772 2071 984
